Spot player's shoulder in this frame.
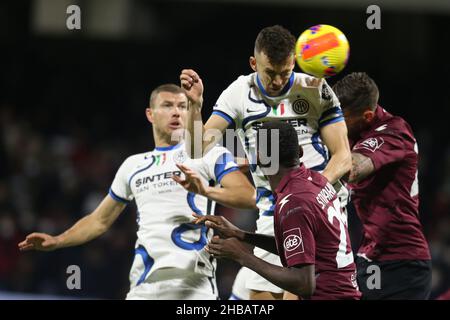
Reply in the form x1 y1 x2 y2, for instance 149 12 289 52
202 144 233 162
285 176 322 203
370 109 415 140
293 72 324 89
291 73 336 107
279 189 321 223
207 144 232 155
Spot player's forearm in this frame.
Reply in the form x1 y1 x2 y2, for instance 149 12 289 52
240 253 314 298
346 152 375 183
321 150 351 184
186 104 205 159
54 214 109 249
242 232 278 255
203 186 257 210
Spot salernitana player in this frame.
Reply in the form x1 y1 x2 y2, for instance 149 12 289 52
333 72 432 299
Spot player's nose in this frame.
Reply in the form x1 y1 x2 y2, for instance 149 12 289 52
272 76 283 87
172 106 181 117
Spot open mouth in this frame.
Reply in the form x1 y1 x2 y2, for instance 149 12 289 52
269 87 282 93
168 121 182 129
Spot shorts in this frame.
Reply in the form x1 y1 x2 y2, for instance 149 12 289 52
229 267 251 300
126 268 218 300
231 247 284 296
356 257 432 300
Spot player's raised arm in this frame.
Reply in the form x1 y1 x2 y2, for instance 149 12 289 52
320 120 352 183
18 195 126 251
180 69 230 158
346 152 375 183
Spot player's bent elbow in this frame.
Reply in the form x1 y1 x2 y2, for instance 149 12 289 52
342 152 352 175
290 266 316 298
292 277 315 298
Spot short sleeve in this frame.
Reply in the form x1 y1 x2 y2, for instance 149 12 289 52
109 157 134 204
212 77 245 127
279 201 317 267
202 146 239 184
352 131 406 170
318 79 345 128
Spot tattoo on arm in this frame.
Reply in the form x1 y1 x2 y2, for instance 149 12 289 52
348 153 375 183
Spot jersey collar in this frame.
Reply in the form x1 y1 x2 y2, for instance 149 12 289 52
256 72 295 99
154 142 183 151
275 164 308 195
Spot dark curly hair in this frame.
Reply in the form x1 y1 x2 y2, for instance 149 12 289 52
332 72 379 112
258 121 303 168
254 25 296 65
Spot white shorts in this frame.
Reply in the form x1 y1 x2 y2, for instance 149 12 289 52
229 267 251 300
245 246 284 294
126 268 218 300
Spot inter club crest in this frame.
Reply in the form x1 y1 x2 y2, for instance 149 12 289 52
173 150 187 163
354 137 385 153
293 99 309 115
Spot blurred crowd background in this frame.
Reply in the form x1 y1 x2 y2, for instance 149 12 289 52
1 0 449 299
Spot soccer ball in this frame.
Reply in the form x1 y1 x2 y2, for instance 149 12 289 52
295 24 350 78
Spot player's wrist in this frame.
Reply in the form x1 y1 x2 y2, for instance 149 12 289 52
190 97 203 111
235 230 247 241
53 234 65 249
201 186 212 197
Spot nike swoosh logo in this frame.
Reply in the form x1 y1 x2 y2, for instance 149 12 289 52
246 107 262 113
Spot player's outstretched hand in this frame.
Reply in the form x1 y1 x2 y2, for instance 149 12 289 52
172 163 207 196
18 233 59 252
180 69 203 108
206 235 251 265
192 214 244 240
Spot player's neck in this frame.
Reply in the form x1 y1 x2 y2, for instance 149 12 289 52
268 165 299 193
154 133 183 149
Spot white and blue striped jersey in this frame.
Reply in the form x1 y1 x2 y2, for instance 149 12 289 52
212 72 344 234
109 142 239 289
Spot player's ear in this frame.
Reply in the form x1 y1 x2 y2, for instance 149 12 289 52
249 56 257 72
146 107 154 124
363 109 375 123
298 145 303 160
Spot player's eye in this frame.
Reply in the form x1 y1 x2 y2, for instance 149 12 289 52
266 70 276 78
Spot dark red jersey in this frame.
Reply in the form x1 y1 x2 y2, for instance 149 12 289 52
348 105 430 261
274 165 361 300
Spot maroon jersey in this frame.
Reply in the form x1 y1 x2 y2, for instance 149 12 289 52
348 105 430 261
274 165 361 300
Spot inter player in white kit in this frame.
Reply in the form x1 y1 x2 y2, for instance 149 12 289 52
180 25 351 299
18 84 255 300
